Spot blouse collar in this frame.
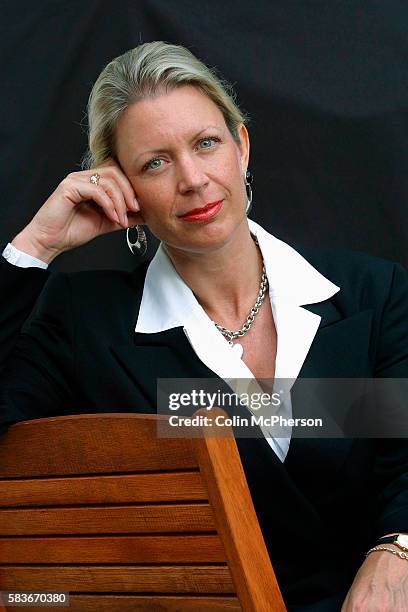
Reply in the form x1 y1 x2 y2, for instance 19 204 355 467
135 219 340 334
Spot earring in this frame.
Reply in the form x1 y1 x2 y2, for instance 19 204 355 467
126 225 147 256
245 169 253 215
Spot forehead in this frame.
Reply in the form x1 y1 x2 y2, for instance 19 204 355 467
116 85 226 145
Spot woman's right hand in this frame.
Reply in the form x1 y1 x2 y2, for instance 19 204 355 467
11 158 144 264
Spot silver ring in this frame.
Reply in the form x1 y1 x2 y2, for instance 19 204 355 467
90 172 100 186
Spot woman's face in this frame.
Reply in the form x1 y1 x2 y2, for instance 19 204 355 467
115 84 250 255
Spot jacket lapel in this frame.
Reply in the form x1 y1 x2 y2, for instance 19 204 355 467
287 302 374 469
297 304 373 378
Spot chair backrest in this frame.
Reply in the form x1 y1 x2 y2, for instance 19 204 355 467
0 410 285 611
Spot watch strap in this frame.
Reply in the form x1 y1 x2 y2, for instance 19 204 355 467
376 535 397 545
376 534 408 551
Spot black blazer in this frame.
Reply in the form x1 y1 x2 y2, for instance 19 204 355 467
1 247 408 610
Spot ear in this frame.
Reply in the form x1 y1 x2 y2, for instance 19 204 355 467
237 123 250 173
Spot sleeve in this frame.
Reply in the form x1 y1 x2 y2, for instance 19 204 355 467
2 243 49 269
0 257 76 430
372 262 408 539
0 256 50 364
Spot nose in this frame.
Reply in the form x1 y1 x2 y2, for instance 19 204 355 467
177 154 209 194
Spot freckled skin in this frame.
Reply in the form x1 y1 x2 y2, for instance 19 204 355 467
115 84 250 256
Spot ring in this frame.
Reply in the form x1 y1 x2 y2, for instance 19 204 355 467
90 172 100 186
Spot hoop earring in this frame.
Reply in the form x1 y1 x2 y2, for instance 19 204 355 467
245 169 253 215
126 225 147 256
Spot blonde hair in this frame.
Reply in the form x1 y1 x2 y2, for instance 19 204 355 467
82 40 249 169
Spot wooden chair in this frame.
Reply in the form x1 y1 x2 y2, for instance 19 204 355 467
0 410 286 611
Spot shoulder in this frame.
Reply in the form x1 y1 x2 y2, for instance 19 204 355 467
296 244 404 279
49 260 150 295
34 260 151 317
294 244 408 310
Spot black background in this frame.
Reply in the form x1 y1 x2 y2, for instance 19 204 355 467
1 0 407 271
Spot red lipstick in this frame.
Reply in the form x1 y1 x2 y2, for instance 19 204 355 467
179 200 224 222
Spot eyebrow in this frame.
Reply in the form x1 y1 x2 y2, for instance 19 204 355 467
134 126 222 163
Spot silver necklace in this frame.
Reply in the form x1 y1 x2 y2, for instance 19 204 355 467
213 236 269 347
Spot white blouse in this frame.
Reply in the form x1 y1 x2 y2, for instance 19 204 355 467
136 220 340 461
3 220 340 461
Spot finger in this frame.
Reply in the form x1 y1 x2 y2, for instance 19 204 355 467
97 159 140 213
98 176 129 228
76 183 121 226
82 201 123 236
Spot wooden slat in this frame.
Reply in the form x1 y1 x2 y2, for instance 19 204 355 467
0 414 197 477
0 503 215 535
0 472 207 506
58 595 242 611
0 412 285 610
0 565 235 593
0 535 226 563
194 409 286 612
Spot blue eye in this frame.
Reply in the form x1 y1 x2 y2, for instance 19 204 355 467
143 136 220 172
144 158 163 171
198 136 219 149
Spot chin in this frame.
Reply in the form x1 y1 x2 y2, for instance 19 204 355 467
181 217 245 253
157 209 247 254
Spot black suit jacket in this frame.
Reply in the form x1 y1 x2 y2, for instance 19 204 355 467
1 247 408 610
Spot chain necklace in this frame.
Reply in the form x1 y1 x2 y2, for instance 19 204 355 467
213 236 269 347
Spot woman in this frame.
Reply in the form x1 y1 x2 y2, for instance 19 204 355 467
1 41 408 611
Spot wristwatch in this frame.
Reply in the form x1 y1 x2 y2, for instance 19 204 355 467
376 533 408 551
